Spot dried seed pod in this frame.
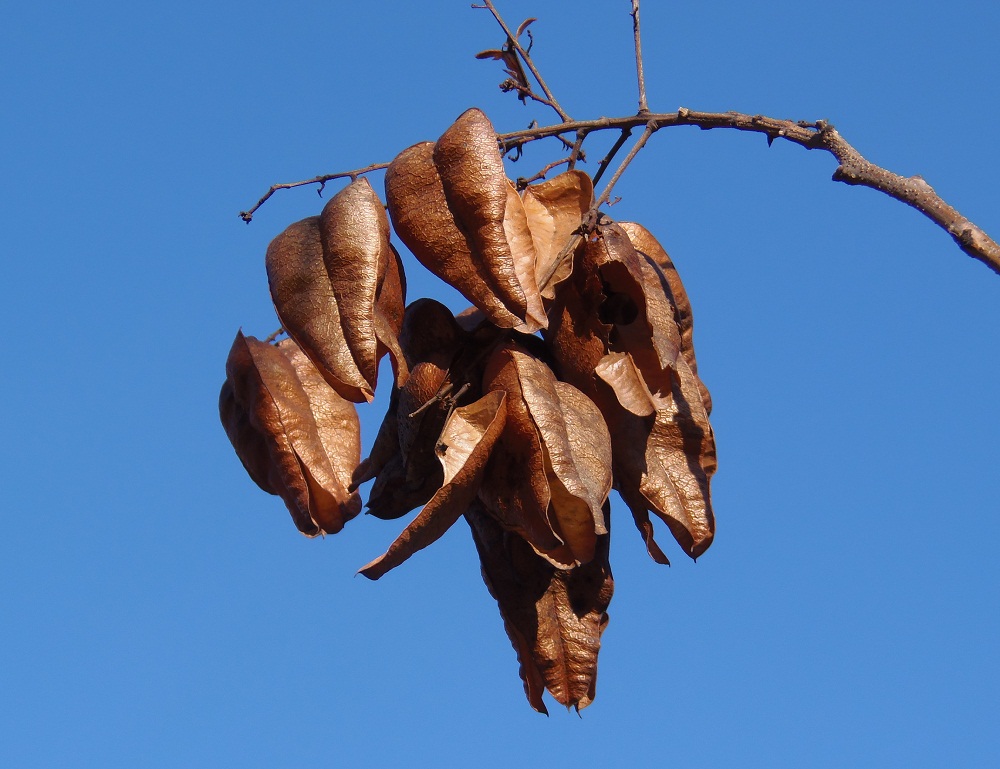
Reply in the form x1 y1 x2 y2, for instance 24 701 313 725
610 353 716 560
220 332 361 535
583 223 680 394
385 109 547 331
620 221 712 413
319 177 407 389
481 345 612 567
356 300 473 521
266 179 406 403
466 500 613 714
386 141 523 329
521 170 594 299
544 223 717 561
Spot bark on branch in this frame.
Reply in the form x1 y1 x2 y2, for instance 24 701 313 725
498 109 1000 276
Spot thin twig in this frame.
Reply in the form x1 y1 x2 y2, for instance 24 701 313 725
594 120 656 211
592 128 634 187
631 0 649 114
239 162 390 222
475 1 571 122
263 327 285 344
409 382 455 419
516 156 573 189
567 128 588 170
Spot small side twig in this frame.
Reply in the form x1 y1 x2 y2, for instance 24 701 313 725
592 128 634 187
239 162 389 223
567 128 589 170
631 0 649 115
516 156 574 189
500 81 561 113
263 327 285 344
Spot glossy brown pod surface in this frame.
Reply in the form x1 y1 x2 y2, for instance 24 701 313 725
220 332 361 535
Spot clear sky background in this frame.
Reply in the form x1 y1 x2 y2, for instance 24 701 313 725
3 1 998 766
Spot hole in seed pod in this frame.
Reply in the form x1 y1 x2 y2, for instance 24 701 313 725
598 280 639 326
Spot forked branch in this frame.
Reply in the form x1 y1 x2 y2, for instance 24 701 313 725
472 0 571 123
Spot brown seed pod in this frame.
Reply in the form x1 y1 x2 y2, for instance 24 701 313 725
385 109 549 332
266 178 406 403
220 332 361 535
544 222 716 562
466 500 613 714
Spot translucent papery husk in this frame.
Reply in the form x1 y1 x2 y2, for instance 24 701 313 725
479 344 612 568
619 221 712 414
544 228 717 561
360 390 508 579
384 108 547 332
265 178 407 404
466 500 613 714
220 332 362 536
521 170 594 301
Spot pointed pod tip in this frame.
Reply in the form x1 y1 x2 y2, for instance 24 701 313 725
689 532 714 561
356 563 381 581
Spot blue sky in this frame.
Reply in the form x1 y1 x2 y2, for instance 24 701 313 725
3 1 998 766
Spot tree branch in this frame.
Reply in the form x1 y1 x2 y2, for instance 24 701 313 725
240 108 1000 276
592 128 634 187
594 120 656 212
567 128 588 170
515 156 574 189
630 0 649 115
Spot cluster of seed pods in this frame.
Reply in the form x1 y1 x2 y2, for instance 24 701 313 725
220 108 716 713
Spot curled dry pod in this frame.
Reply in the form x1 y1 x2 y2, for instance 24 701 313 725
360 390 508 580
466 500 613 714
480 345 612 568
385 109 546 332
266 178 406 404
219 332 361 536
619 221 712 414
354 381 445 522
521 170 594 300
544 229 717 562
584 222 680 396
610 353 716 561
320 177 408 390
